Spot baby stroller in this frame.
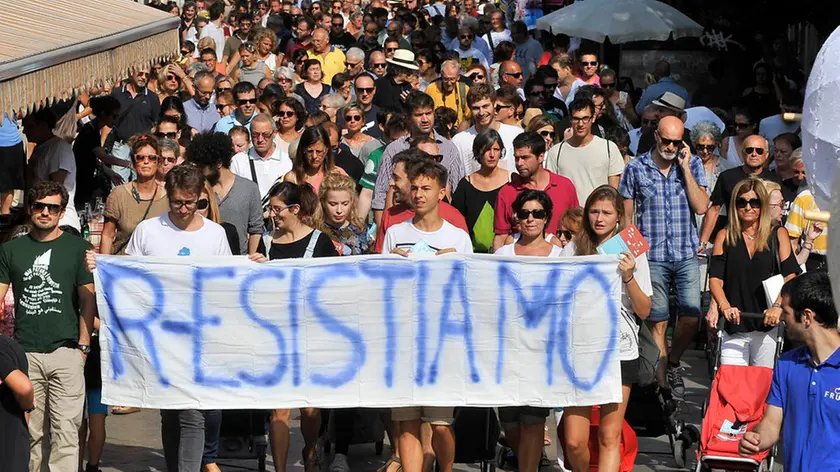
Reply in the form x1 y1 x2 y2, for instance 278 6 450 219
625 383 699 469
556 406 639 472
694 313 785 472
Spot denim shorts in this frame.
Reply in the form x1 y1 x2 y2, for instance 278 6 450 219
648 258 701 323
85 390 108 416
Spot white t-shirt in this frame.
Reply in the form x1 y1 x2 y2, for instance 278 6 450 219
456 47 490 73
452 123 522 174
554 78 587 106
126 212 232 257
381 220 474 255
230 146 293 199
199 21 226 61
485 29 512 50
544 135 625 204
29 136 80 231
560 242 653 361
494 242 563 257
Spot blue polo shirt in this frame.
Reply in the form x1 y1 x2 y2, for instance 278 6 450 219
212 112 255 135
767 345 840 471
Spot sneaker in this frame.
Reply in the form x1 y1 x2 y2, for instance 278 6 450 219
330 454 350 472
85 464 102 472
667 363 686 400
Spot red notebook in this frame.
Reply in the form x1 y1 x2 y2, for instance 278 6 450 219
596 225 650 257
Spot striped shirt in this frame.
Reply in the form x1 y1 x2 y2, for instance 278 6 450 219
785 190 828 254
619 152 708 262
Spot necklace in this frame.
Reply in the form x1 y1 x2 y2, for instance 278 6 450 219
743 231 755 241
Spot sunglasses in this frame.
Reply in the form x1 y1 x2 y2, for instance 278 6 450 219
385 47 396 53
600 82 615 89
372 63 387 68
217 87 232 93
495 104 512 112
159 156 178 164
696 144 716 152
155 131 178 139
516 208 547 220
660 137 683 147
558 230 573 240
31 202 63 215
197 198 210 210
134 154 159 162
581 61 598 67
460 35 474 40
539 130 556 138
503 71 522 78
252 131 274 140
166 75 178 81
345 115 362 122
277 110 296 118
428 154 443 163
180 49 190 55
215 104 231 111
237 98 258 104
745 147 765 155
735 197 761 209
734 123 752 129
356 87 375 94
469 74 485 80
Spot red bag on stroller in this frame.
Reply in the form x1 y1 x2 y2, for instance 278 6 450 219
697 364 773 465
557 406 638 472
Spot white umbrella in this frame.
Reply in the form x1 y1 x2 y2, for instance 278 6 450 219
535 0 704 44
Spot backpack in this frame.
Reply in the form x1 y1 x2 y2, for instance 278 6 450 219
635 315 659 387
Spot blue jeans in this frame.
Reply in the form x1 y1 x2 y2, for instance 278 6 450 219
648 258 701 323
202 410 222 465
161 409 205 472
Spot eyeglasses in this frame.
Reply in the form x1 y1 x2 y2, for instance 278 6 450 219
345 114 362 122
159 156 178 164
155 131 178 139
539 130 556 139
305 147 328 156
171 199 198 209
31 202 63 215
696 144 716 152
735 197 761 209
252 131 274 140
372 63 387 69
503 71 522 78
495 104 512 112
570 115 592 124
270 204 296 214
515 208 547 220
581 61 598 67
237 98 258 104
558 230 573 240
600 82 615 89
356 86 375 94
659 137 683 147
134 154 159 162
745 147 765 155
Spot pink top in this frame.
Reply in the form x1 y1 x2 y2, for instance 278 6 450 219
307 167 347 194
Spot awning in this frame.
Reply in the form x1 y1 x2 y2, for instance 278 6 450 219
0 0 181 114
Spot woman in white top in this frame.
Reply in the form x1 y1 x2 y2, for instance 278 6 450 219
559 185 652 472
719 108 755 167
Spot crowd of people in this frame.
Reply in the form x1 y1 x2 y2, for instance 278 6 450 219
0 0 837 471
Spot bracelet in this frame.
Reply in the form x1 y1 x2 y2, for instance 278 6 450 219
719 302 731 310
622 274 634 284
773 302 782 308
802 242 814 250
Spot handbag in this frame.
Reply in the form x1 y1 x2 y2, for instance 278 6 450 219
761 226 784 307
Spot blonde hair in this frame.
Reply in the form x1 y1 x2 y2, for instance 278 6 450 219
253 28 278 52
789 147 803 168
315 173 364 229
197 36 217 53
201 181 222 224
725 177 772 252
762 179 781 194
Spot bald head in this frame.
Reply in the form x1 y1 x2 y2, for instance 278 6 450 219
657 116 684 137
653 116 685 160
500 60 522 87
743 134 770 170
312 28 330 53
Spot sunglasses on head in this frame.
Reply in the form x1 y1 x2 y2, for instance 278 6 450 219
745 147 765 155
735 197 761 209
696 144 716 152
581 61 598 67
155 131 178 139
31 202 63 215
237 98 258 104
516 208 547 220
345 114 362 122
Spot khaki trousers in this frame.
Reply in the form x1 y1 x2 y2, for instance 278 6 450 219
27 346 85 472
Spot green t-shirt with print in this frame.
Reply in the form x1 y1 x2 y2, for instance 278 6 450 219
0 233 94 353
360 145 386 191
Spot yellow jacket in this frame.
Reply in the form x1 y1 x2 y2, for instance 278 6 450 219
425 80 471 126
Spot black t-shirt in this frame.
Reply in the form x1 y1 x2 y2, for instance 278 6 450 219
0 334 29 472
711 166 784 210
334 145 365 183
269 230 339 260
330 33 357 53
780 177 806 203
373 77 412 113
72 121 101 206
110 85 161 142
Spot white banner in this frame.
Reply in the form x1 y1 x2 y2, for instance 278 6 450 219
94 254 624 410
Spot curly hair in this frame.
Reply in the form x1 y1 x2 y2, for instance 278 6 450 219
315 172 364 229
128 133 161 160
27 181 69 210
186 131 235 168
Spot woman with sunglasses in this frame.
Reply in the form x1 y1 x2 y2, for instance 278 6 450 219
559 185 652 472
525 115 558 150
340 103 373 158
100 134 169 256
556 206 583 248
292 49 310 84
156 63 194 103
719 108 755 166
283 125 346 193
295 60 332 114
709 177 798 368
690 121 731 217
453 129 511 252
274 97 307 155
598 68 637 130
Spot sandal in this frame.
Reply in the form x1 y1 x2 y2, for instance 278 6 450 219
111 406 140 415
377 456 402 472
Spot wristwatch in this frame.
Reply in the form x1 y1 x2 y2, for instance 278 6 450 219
78 344 91 355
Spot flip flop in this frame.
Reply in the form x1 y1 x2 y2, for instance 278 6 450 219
111 406 140 415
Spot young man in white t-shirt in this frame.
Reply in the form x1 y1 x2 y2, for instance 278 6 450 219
87 164 230 472
452 83 521 174
381 160 471 472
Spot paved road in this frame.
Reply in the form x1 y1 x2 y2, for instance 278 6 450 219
95 350 716 472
